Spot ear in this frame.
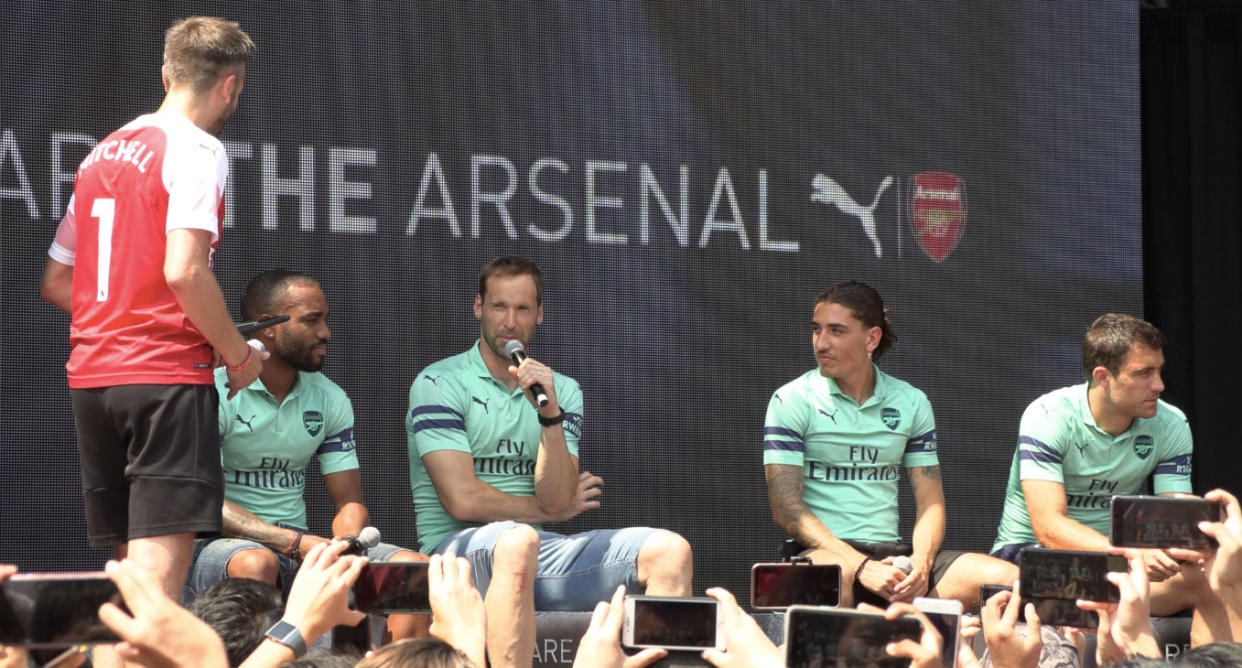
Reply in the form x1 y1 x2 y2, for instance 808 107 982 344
160 65 171 92
1092 365 1111 388
259 313 279 337
473 295 482 320
536 303 544 326
218 73 239 104
865 325 882 353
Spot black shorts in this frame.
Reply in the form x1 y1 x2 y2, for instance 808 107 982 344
791 539 965 608
71 384 223 547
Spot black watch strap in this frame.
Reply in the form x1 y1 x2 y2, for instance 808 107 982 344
538 409 565 426
265 620 307 658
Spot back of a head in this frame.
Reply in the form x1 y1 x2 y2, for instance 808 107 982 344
355 637 473 668
189 578 281 667
284 653 362 668
240 268 319 320
163 16 256 94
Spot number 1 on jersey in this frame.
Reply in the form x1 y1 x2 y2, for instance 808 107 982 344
92 198 115 301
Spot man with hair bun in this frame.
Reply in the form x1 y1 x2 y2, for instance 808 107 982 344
764 280 1016 610
39 15 259 598
993 313 1208 624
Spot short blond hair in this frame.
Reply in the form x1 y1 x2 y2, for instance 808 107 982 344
163 16 256 94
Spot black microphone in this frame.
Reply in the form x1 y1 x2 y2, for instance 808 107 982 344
342 526 381 556
502 340 549 407
236 315 290 336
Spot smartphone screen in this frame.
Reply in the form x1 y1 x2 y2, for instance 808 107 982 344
913 597 961 668
353 562 430 614
1110 495 1222 550
979 584 1013 611
784 606 921 668
1028 596 1098 629
1018 548 1126 602
624 596 719 651
0 573 123 648
751 563 841 609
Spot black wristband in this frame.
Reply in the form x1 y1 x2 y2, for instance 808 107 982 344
538 409 565 427
853 557 870 583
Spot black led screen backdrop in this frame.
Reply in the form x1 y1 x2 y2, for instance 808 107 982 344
2 2 1140 604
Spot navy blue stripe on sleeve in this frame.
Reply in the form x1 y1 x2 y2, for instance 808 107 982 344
905 429 937 453
410 418 466 434
1018 436 1062 464
1019 449 1061 465
410 404 464 420
1154 453 1191 476
317 427 355 454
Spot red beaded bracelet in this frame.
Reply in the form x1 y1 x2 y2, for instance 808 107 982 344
226 346 254 372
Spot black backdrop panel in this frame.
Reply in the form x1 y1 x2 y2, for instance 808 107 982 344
2 2 1140 603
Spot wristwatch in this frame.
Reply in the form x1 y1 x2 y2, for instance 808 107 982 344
538 408 565 427
265 620 307 658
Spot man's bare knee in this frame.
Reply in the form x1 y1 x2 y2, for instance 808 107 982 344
492 525 539 572
226 548 280 585
639 531 692 572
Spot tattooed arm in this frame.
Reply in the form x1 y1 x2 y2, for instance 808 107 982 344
222 501 331 560
764 464 867 570
907 465 946 575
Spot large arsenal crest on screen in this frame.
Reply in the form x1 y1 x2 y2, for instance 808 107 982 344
909 172 966 262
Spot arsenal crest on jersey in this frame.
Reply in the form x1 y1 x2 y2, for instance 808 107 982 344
303 410 324 437
909 172 966 262
1133 434 1154 460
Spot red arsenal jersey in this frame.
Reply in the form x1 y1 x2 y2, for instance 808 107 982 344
60 112 227 388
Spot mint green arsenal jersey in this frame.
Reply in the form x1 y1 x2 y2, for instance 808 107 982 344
215 367 360 531
407 343 583 553
992 383 1192 552
763 366 939 544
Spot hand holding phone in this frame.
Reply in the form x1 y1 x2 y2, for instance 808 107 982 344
0 572 122 648
622 595 723 652
575 586 666 668
1018 548 1126 603
353 562 431 614
912 597 962 668
1075 548 1161 659
1109 495 1222 550
784 605 922 668
979 582 1046 663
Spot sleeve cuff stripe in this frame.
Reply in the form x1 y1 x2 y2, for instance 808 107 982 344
1019 450 1061 465
410 404 464 420
410 418 466 434
763 440 805 452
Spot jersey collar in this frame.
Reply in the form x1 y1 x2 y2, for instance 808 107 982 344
1077 381 1138 441
818 363 887 408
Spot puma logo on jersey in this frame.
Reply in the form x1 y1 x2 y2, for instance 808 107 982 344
234 414 256 432
424 374 442 385
817 407 838 424
472 396 490 413
1074 442 1089 457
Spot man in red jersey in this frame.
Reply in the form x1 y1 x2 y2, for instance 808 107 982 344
39 16 262 598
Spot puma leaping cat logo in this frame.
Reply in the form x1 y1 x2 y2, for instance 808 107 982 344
471 396 490 413
817 407 838 424
234 414 256 432
810 175 893 258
